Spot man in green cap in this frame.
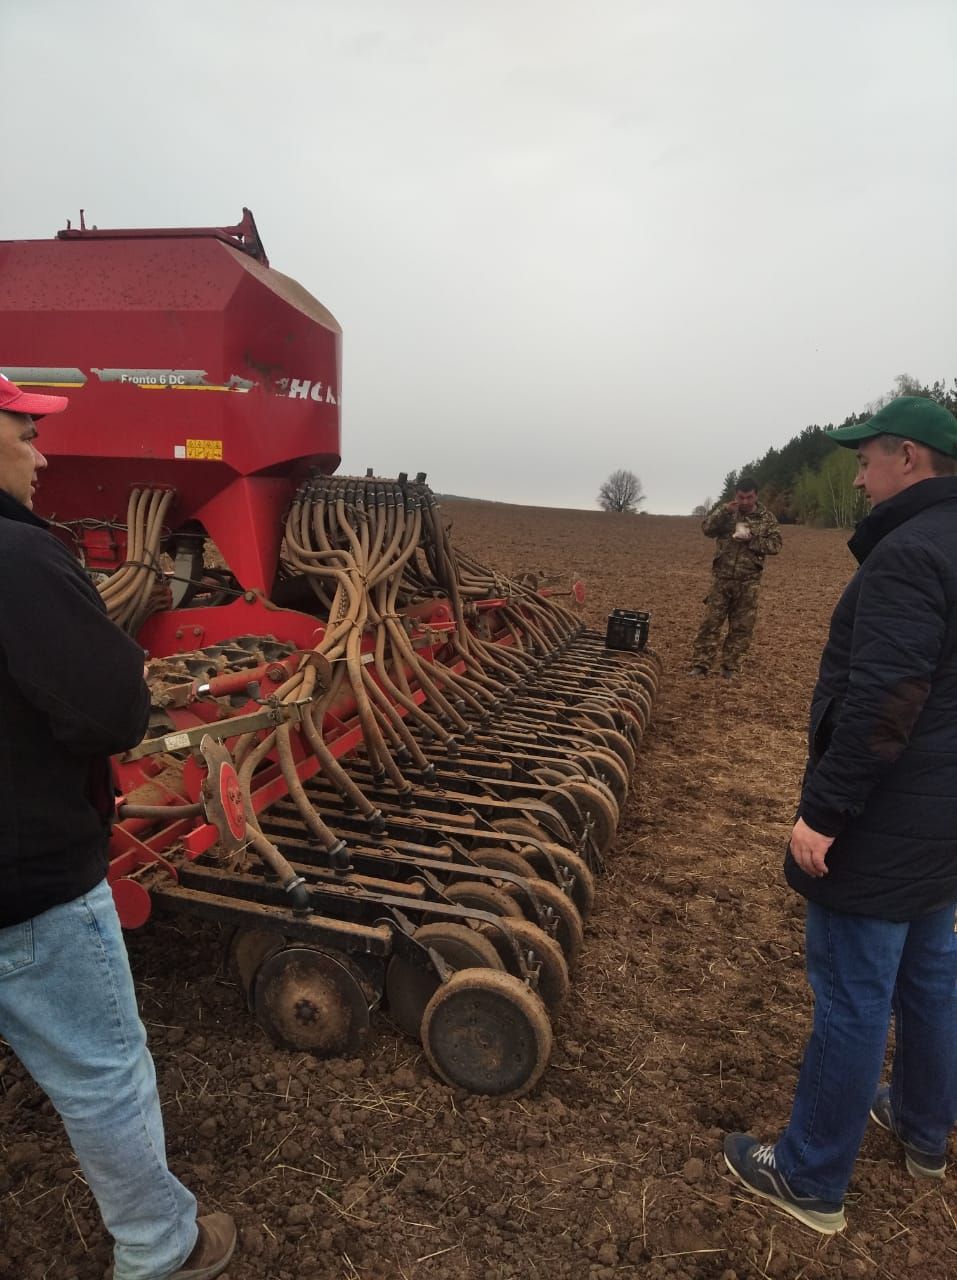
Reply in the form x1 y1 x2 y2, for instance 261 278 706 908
725 396 957 1233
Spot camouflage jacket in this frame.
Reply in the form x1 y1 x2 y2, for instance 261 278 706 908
702 501 782 582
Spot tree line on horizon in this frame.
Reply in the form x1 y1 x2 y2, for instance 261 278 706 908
695 375 957 528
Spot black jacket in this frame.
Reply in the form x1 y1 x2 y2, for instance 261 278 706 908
786 476 957 919
0 491 150 928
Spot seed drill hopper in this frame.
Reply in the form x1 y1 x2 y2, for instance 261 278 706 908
0 211 660 1096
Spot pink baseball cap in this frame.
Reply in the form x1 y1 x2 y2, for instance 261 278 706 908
0 372 68 418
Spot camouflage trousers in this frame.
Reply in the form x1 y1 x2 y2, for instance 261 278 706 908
691 578 761 673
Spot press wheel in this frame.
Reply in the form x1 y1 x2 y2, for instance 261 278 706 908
615 686 652 729
421 968 552 1097
597 727 636 774
466 847 540 881
385 922 504 1039
511 795 574 845
444 880 525 918
576 702 617 731
491 816 552 844
572 771 619 814
481 917 570 1013
252 946 371 1056
617 711 644 752
522 877 585 969
554 779 618 853
520 843 596 918
531 758 583 781
622 664 659 697
518 787 585 843
532 766 579 788
579 748 629 808
541 757 583 777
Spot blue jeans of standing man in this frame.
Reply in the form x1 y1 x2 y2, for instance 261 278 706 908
775 900 957 1203
0 879 197 1279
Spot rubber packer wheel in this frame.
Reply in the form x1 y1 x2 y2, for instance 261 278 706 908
520 844 596 918
615 685 653 728
522 877 585 970
572 721 637 774
577 771 620 815
554 779 618 854
532 766 579 788
618 712 644 753
491 816 552 844
421 968 552 1097
579 748 630 808
576 702 617 731
624 663 659 697
443 880 525 918
597 727 637 775
482 916 570 1013
385 922 504 1040
465 847 540 882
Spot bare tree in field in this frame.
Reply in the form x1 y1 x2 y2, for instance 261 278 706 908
691 496 713 518
597 469 646 513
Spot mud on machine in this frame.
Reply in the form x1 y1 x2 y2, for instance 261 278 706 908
0 211 660 1096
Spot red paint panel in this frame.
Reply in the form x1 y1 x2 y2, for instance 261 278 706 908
0 225 342 593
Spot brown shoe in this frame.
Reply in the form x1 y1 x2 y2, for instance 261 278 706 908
170 1214 237 1279
104 1214 237 1280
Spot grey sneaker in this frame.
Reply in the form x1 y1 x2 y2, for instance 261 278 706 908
724 1134 846 1234
870 1088 946 1179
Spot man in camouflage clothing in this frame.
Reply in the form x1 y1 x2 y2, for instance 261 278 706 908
690 477 782 677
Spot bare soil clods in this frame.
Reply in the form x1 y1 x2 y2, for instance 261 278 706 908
2 503 954 1278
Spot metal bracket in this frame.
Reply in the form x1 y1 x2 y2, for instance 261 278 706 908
124 700 310 762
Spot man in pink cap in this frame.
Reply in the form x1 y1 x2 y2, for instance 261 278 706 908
0 374 236 1279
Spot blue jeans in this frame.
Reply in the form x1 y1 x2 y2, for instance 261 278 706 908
0 880 197 1279
775 900 957 1203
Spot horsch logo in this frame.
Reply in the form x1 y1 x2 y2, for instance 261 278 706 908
286 378 338 405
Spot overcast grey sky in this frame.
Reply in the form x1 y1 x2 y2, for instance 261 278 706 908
4 0 955 512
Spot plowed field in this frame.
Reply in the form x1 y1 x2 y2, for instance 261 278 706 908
2 501 954 1279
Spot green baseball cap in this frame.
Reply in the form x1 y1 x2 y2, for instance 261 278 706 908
828 396 957 457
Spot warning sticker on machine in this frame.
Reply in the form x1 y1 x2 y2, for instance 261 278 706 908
185 439 223 460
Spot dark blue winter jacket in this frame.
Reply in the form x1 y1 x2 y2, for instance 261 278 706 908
0 490 150 928
786 476 957 919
